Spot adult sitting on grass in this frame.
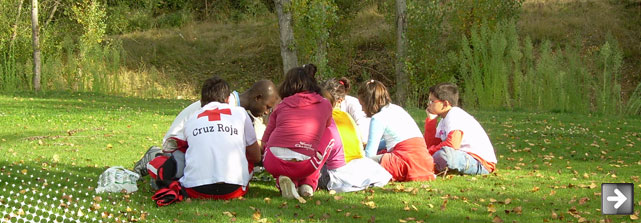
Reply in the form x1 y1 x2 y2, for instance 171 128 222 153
148 76 261 205
133 79 279 179
424 83 497 175
358 80 435 182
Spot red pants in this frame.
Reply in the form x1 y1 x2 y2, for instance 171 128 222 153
263 147 330 190
380 137 435 181
185 186 247 200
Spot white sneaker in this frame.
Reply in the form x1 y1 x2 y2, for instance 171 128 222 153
298 184 314 197
278 176 298 199
278 176 306 203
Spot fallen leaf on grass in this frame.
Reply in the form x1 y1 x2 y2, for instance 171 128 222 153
487 204 496 213
631 214 639 220
252 211 261 221
531 186 540 192
363 201 376 209
222 211 236 218
441 199 448 211
504 198 512 205
512 206 522 215
492 216 503 223
91 202 101 211
578 197 589 205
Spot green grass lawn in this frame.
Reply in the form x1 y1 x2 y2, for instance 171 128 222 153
1 92 640 222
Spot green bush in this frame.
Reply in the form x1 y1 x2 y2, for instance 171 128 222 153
626 82 641 115
458 21 626 115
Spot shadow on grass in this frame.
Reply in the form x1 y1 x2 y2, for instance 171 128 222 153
0 91 192 116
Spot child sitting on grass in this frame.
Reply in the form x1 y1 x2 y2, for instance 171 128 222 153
336 77 370 143
317 79 391 193
261 64 333 202
424 83 497 175
358 80 435 182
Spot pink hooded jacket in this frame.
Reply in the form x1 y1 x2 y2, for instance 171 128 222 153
262 92 333 157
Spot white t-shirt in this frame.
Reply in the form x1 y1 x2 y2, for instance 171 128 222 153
163 91 243 144
435 107 497 163
340 95 370 142
178 102 257 188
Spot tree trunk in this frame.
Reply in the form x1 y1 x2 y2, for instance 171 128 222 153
394 0 408 106
9 0 26 50
44 0 60 27
274 0 298 76
31 0 41 91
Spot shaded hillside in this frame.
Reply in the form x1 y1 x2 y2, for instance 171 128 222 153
119 19 283 93
118 0 641 99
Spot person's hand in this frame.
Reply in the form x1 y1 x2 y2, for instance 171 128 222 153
425 107 438 120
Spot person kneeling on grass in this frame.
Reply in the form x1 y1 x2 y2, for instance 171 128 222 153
262 64 333 202
146 76 261 205
424 83 497 175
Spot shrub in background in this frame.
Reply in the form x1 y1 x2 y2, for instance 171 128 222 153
458 21 627 115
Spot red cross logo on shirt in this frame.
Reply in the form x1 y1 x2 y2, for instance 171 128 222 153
197 108 232 121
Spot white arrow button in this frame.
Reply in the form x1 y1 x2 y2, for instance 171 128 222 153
606 188 627 209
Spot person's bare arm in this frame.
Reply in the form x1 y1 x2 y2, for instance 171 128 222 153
246 142 261 164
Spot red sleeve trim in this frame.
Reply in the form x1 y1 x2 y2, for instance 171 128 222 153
467 152 496 172
168 137 188 153
427 130 462 155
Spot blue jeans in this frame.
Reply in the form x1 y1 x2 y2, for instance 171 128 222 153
433 147 489 175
